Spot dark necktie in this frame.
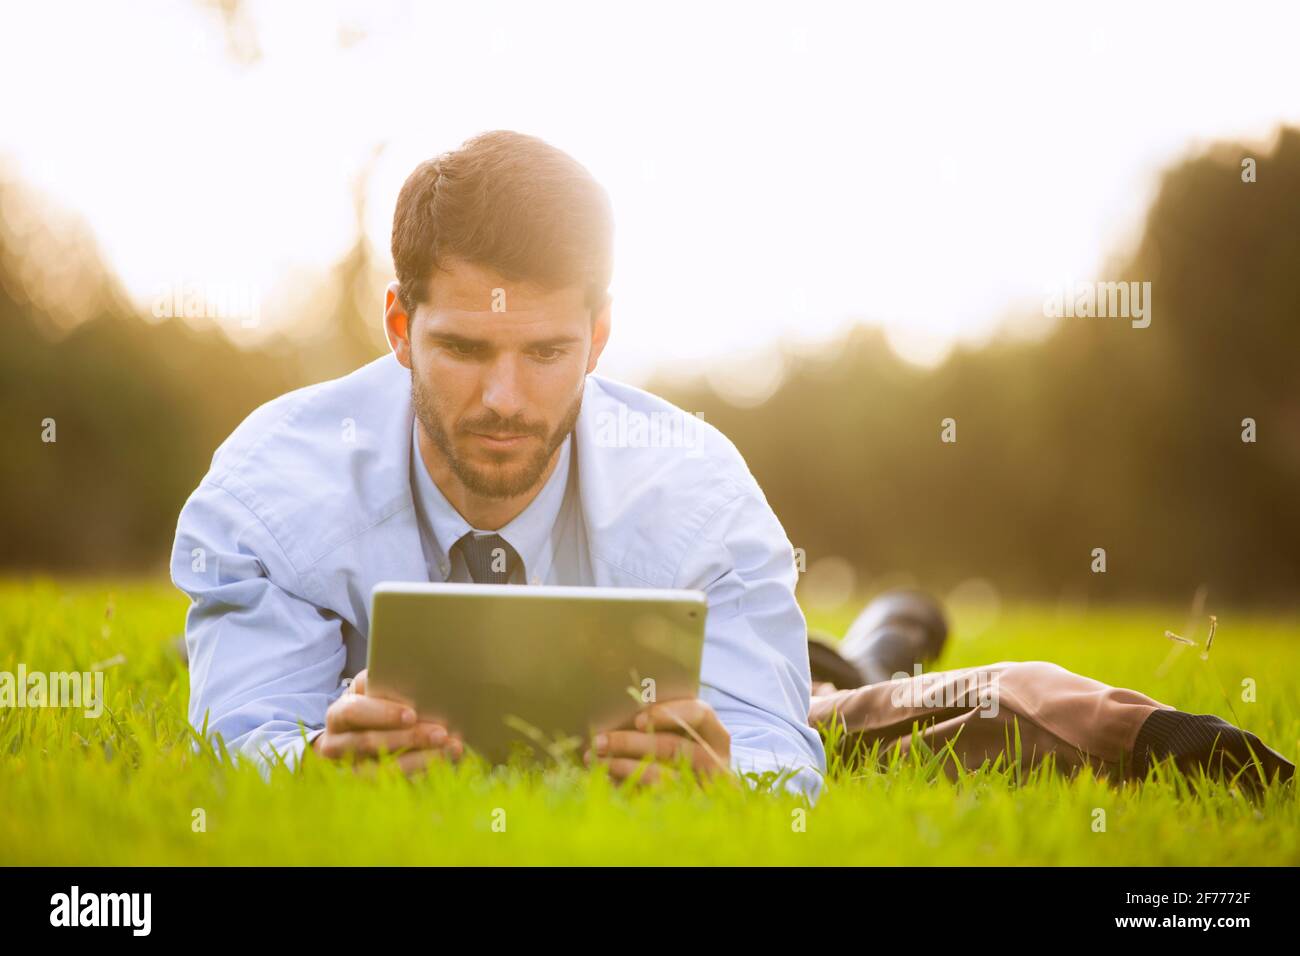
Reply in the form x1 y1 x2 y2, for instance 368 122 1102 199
452 532 522 585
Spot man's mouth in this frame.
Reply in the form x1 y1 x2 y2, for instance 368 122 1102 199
467 431 534 450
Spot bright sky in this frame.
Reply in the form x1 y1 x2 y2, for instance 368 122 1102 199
3 0 1298 392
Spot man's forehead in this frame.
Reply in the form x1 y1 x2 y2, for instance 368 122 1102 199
427 259 586 312
418 260 591 336
418 305 589 345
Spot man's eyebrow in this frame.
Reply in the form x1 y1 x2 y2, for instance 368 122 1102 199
426 331 489 348
524 334 582 348
424 331 581 348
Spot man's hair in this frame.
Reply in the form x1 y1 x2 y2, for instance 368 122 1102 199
391 130 614 316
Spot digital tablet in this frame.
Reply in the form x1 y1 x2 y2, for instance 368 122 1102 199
365 582 708 764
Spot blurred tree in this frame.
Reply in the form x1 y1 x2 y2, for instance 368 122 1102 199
654 128 1300 605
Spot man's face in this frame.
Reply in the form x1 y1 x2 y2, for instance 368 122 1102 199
391 258 609 500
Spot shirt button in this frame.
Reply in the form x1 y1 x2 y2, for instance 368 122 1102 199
529 575 541 586
438 562 448 576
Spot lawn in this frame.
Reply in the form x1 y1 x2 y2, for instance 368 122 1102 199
1 577 1296 865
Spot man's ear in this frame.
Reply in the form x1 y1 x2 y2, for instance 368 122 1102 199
586 296 612 374
384 281 413 369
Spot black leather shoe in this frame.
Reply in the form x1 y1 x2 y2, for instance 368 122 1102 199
808 590 949 688
807 628 867 689
839 589 949 685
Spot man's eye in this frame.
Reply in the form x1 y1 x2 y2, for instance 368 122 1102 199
446 342 480 357
532 347 563 361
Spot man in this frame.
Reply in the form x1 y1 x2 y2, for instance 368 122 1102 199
172 130 826 799
173 130 1293 804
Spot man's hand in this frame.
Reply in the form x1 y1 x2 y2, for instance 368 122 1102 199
583 698 735 787
310 669 462 775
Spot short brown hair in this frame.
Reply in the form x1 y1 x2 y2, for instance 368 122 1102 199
391 130 614 316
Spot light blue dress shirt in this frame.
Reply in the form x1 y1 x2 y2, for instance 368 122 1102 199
171 353 827 799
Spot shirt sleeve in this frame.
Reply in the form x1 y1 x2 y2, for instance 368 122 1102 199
672 489 827 803
170 480 349 776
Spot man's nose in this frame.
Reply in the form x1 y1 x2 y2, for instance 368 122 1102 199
479 353 524 420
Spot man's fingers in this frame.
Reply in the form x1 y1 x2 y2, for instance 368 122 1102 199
591 699 732 776
599 730 690 762
317 722 447 759
635 698 712 734
328 693 416 733
634 699 730 758
349 670 367 695
320 726 427 759
590 730 730 774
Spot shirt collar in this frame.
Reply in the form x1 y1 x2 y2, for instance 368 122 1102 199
409 421 572 585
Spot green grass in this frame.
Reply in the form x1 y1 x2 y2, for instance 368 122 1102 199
1 577 1297 865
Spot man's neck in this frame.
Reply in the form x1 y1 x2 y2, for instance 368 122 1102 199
415 425 562 531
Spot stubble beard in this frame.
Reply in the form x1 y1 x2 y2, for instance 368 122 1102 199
411 360 583 500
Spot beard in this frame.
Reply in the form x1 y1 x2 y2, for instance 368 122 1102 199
411 361 583 500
